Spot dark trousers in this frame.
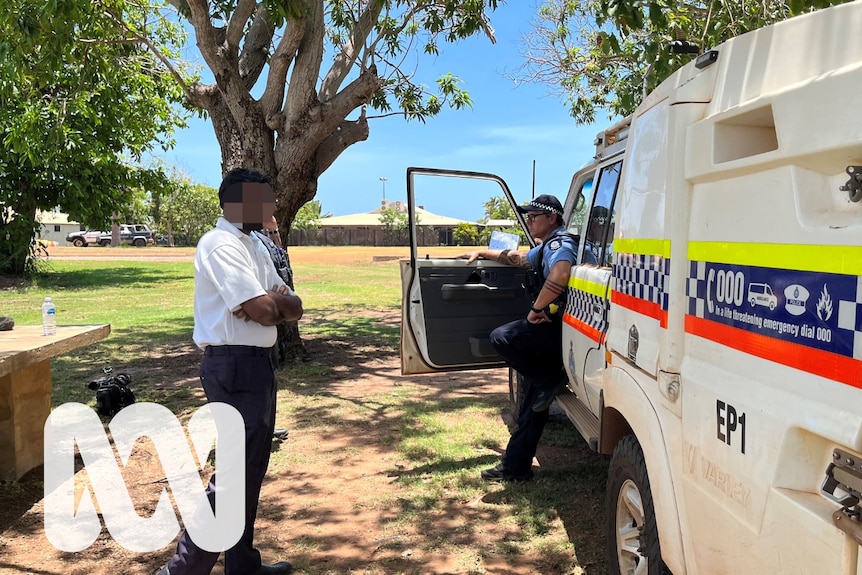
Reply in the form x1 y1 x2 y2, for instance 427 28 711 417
167 346 277 575
490 319 565 474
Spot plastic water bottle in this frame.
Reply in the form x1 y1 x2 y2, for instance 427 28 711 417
42 297 57 336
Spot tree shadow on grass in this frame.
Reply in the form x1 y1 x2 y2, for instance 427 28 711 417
32 263 193 292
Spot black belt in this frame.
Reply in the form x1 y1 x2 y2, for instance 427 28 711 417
204 345 272 357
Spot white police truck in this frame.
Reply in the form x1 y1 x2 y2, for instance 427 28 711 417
400 3 862 573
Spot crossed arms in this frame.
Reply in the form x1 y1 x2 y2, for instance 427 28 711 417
235 286 303 325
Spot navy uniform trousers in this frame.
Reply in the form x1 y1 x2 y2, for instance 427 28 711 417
166 345 277 575
490 318 565 475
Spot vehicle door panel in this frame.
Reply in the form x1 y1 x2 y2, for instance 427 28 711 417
401 167 532 375
402 259 529 373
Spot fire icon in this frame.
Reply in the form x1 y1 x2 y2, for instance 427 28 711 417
816 284 833 322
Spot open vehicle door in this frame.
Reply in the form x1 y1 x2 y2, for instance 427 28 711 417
400 168 532 375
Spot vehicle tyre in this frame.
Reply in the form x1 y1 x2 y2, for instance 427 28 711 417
606 435 670 575
99 239 111 247
749 298 755 307
769 301 776 311
133 238 146 247
507 369 526 433
72 238 85 247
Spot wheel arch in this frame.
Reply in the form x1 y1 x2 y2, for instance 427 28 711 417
600 365 686 575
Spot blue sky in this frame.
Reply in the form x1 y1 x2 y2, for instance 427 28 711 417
159 2 608 222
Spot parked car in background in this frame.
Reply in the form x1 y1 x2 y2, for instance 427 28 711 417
67 224 155 247
65 230 105 247
97 224 155 247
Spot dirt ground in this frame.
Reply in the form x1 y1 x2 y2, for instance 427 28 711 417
0 245 607 575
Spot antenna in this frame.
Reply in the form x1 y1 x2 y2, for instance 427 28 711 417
531 160 536 199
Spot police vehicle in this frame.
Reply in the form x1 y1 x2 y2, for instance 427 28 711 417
400 3 862 573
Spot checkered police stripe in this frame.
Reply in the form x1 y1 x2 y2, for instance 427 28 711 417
686 260 708 318
837 275 862 360
613 252 669 312
565 284 606 335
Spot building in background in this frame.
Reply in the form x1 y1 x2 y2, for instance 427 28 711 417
36 211 84 245
289 200 472 246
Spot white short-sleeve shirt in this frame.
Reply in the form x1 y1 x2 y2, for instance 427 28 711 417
193 217 288 349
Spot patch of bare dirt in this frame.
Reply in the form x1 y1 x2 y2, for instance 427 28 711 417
0 329 605 575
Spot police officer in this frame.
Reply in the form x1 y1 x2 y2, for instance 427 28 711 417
461 194 578 482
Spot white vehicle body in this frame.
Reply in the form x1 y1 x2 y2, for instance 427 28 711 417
400 4 862 573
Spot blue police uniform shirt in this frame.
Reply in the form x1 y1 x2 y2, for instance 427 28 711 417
526 225 578 275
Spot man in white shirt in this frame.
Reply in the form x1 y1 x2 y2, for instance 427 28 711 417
159 168 302 575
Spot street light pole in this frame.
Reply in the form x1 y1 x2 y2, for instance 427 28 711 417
379 177 387 201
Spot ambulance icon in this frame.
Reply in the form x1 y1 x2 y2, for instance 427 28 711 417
748 283 777 310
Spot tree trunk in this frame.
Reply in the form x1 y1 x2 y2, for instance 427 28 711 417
207 93 276 182
205 91 312 363
0 196 39 277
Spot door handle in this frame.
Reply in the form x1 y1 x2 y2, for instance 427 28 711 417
441 284 518 301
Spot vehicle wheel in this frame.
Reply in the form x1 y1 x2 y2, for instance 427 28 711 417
99 239 111 247
72 238 85 247
769 301 776 311
749 298 755 307
507 369 526 432
133 238 146 247
606 435 670 575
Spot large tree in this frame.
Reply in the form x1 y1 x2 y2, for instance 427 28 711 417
124 0 499 234
0 0 187 275
517 0 851 124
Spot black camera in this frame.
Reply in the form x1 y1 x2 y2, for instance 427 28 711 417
87 367 136 417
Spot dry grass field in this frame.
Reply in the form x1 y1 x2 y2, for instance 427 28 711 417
45 245 475 264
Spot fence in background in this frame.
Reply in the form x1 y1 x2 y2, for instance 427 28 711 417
287 227 454 247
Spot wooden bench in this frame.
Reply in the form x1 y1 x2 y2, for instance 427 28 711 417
0 324 110 480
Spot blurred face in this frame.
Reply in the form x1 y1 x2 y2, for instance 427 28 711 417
525 210 555 239
221 182 276 233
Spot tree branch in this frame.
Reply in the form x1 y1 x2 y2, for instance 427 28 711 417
320 1 384 100
304 65 380 146
101 8 197 104
315 114 370 176
187 82 219 111
184 0 225 74
183 0 253 126
284 0 325 126
239 6 275 92
226 0 256 52
261 19 305 128
163 0 190 16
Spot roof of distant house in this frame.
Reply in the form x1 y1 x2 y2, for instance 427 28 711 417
318 200 471 227
36 211 80 225
484 219 516 227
